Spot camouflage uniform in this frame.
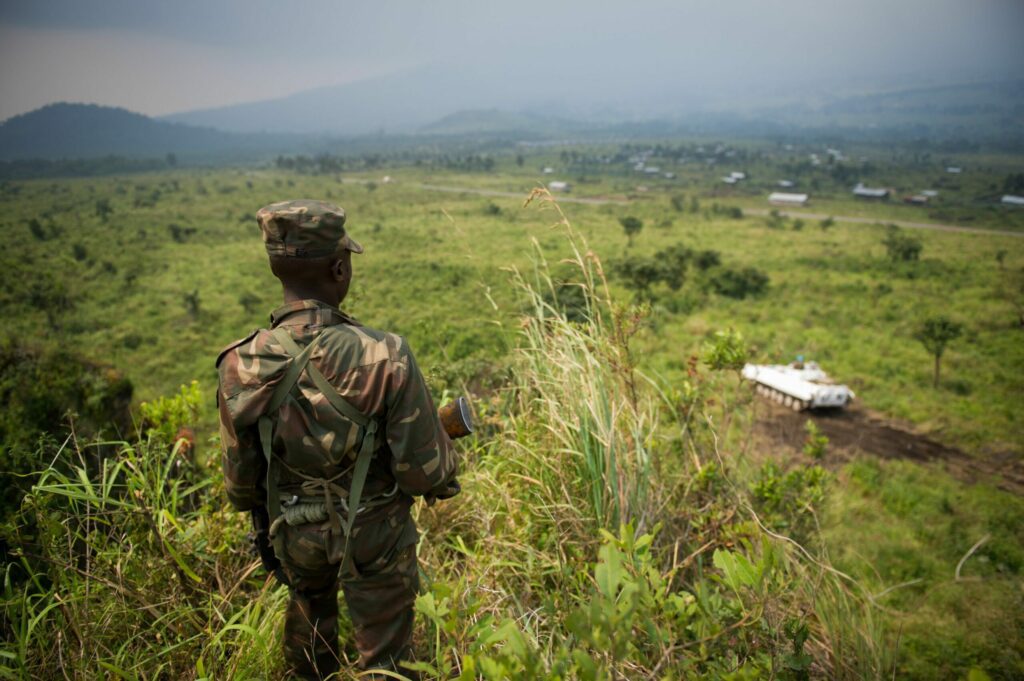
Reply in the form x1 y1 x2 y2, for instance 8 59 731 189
217 201 458 679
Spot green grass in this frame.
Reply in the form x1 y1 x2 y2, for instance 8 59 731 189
1 149 1022 678
823 457 1024 679
2 230 889 679
2 165 1020 450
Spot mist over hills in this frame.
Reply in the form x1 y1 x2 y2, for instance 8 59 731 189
162 71 1024 142
2 79 1022 165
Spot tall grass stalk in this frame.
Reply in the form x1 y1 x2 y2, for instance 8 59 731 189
509 188 655 530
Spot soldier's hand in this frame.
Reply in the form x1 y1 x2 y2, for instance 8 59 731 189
424 479 461 506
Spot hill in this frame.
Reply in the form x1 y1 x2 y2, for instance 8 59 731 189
162 72 1024 143
161 66 508 136
0 102 301 161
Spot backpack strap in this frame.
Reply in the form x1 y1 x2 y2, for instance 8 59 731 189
264 326 379 577
258 330 322 549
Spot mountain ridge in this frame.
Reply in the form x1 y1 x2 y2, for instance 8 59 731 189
0 102 301 161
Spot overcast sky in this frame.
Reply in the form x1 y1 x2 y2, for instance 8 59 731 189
1 0 1022 122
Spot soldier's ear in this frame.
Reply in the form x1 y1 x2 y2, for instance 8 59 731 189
331 254 351 281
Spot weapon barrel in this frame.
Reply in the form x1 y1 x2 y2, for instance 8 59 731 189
438 396 474 440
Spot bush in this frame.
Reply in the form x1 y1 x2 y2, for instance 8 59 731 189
882 225 923 263
707 266 769 299
750 461 829 541
0 341 132 518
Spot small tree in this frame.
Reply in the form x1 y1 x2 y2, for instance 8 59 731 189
819 216 835 231
914 316 963 388
619 216 643 247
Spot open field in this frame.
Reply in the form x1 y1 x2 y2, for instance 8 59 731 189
2 149 1022 678
3 163 1019 449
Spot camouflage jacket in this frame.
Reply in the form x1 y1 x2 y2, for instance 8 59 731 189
216 299 457 512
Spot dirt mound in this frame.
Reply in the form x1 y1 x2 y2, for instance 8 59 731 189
754 400 1024 495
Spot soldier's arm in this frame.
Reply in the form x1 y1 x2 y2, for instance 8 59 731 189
217 390 266 511
384 341 458 497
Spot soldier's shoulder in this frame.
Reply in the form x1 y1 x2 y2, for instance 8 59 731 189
215 329 260 369
319 320 407 366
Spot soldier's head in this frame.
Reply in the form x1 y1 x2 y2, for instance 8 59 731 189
257 200 363 306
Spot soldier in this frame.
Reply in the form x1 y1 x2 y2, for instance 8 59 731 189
216 200 460 679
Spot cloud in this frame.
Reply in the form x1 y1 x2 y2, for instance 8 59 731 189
1 1 1021 121
0 23 405 120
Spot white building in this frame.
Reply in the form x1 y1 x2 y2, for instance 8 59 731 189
548 181 572 192
921 189 939 198
946 166 963 174
729 171 746 180
722 176 738 185
1002 195 1024 206
542 167 554 174
768 192 809 206
777 180 795 188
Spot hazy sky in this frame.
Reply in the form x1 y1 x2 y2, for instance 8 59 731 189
1 0 1022 122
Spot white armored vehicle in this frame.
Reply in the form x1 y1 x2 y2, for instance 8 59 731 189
742 359 854 410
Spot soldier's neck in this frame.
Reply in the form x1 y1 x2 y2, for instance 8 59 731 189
282 284 342 309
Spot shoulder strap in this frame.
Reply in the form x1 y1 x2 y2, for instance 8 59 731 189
258 329 322 537
262 326 379 578
270 327 370 428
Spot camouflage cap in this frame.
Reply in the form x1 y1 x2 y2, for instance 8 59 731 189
257 199 364 259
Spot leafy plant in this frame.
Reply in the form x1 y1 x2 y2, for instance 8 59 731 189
803 420 828 459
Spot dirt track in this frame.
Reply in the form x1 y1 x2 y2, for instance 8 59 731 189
754 400 1024 495
344 178 1024 239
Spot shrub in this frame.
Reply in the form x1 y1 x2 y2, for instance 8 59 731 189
803 420 829 459
0 341 132 518
882 225 923 263
707 266 769 299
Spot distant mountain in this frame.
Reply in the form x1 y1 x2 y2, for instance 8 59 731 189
419 109 585 136
763 80 1024 140
0 103 300 161
161 66 522 136
164 70 1024 143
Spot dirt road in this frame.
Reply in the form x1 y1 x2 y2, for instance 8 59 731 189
754 400 1024 495
353 178 1022 238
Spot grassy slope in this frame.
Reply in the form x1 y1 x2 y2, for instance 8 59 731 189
1 162 1022 677
2 167 1019 450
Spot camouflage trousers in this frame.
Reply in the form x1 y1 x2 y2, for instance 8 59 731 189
277 500 420 680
